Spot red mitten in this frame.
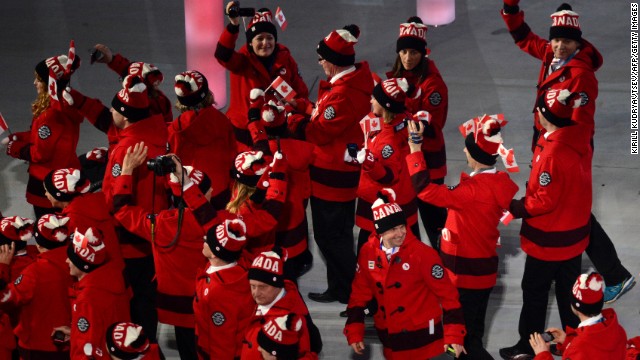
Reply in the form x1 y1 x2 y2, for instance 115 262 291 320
356 148 376 170
85 147 108 163
6 139 29 160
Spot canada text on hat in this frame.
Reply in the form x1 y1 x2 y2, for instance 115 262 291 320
44 168 91 202
246 9 278 43
35 54 81 81
248 249 287 288
397 17 428 54
572 272 604 315
128 62 163 87
111 75 150 121
35 214 70 249
317 25 360 66
371 188 406 234
174 70 209 107
67 227 107 273
0 216 34 252
205 218 247 262
372 78 417 113
538 88 580 127
106 322 150 359
549 3 581 41
257 313 302 358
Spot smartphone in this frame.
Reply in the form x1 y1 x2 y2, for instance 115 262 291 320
90 48 104 64
541 331 554 342
445 345 457 358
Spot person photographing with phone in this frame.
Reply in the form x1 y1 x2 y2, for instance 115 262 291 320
529 272 626 359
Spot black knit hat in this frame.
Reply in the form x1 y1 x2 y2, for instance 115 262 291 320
372 189 406 235
396 16 427 54
465 133 498 166
549 3 582 42
248 247 287 288
571 272 604 316
43 168 91 202
111 75 150 122
34 214 70 250
257 313 301 359
373 78 416 114
105 322 150 360
35 54 81 81
205 219 246 263
174 70 210 107
317 24 359 66
246 8 278 44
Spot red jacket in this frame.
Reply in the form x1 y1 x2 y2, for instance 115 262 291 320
113 175 216 328
296 62 373 202
194 263 254 360
356 114 418 233
168 106 236 209
344 232 466 358
215 23 309 152
107 53 174 124
534 309 627 360
408 151 519 289
387 57 448 180
501 9 602 140
0 247 72 352
9 106 83 208
70 262 130 360
61 192 126 281
510 125 592 261
105 114 169 258
240 280 318 360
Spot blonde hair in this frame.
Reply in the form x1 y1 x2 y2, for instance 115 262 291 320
226 182 256 214
31 75 50 118
382 109 397 124
175 92 215 113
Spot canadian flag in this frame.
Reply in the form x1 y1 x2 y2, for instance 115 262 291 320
64 40 76 78
0 112 9 136
458 118 476 137
73 229 89 249
360 112 381 134
275 7 288 30
498 144 520 173
500 210 514 226
270 76 296 102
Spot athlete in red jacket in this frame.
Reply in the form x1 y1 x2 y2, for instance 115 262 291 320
4 55 83 218
501 0 635 306
170 70 236 210
351 78 419 250
194 219 254 360
241 249 321 359
65 227 131 360
114 145 220 359
344 190 466 359
216 4 309 152
290 24 373 305
501 89 592 359
407 118 518 359
385 16 449 249
529 273 627 360
0 215 72 359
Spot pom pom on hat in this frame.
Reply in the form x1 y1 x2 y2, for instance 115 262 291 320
248 247 288 288
231 151 269 187
246 8 278 44
549 3 581 42
257 313 302 358
397 16 428 54
572 272 604 315
111 75 150 122
371 189 406 235
205 218 247 262
537 88 580 127
67 227 107 273
464 116 503 166
317 24 360 66
35 214 70 249
127 62 164 88
43 168 91 203
106 322 150 360
174 70 209 107
0 216 34 252
372 78 419 114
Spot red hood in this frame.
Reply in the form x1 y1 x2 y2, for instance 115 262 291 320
570 39 603 73
77 262 127 295
545 124 591 157
61 193 111 224
169 106 220 146
120 114 168 148
331 61 375 98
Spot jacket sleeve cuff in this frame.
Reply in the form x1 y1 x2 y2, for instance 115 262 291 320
108 53 131 77
509 198 531 219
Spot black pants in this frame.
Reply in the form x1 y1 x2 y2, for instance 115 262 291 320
458 288 494 360
124 255 158 343
175 326 197 360
310 197 356 303
416 178 447 250
17 347 69 360
517 254 580 352
586 213 631 285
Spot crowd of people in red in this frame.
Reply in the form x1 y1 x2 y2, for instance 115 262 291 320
0 1 638 359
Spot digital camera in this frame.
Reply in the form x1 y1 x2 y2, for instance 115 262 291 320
147 155 176 176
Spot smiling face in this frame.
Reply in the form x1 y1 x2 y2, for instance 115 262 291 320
380 224 407 248
398 48 423 71
251 33 276 57
551 38 579 60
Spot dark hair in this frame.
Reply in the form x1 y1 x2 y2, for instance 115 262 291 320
391 55 429 84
